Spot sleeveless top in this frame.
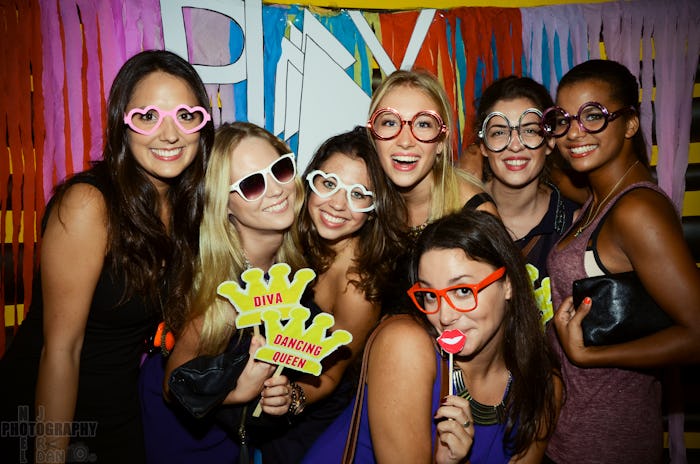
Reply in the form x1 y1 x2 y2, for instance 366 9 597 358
514 185 579 327
545 181 665 464
0 175 157 464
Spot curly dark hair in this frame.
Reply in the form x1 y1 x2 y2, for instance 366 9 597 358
296 126 407 303
409 210 561 457
51 50 214 332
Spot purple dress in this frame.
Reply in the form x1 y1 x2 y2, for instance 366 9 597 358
301 349 444 463
139 353 240 464
545 182 665 463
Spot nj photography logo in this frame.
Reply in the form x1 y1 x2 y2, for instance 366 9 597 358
1 406 98 463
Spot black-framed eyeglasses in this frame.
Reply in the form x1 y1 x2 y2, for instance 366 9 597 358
541 102 636 138
229 153 296 202
367 107 447 143
305 170 375 213
478 108 545 152
407 267 506 314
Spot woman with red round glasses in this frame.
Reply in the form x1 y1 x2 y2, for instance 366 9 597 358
544 59 700 463
139 121 306 463
366 69 498 242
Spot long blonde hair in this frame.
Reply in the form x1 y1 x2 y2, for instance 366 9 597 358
191 122 306 355
368 69 483 222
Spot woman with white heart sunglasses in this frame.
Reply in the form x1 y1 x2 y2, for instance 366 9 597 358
248 126 406 462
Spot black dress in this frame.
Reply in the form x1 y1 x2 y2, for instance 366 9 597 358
0 175 157 464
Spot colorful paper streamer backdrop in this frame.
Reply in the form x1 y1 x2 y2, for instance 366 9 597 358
1 0 698 356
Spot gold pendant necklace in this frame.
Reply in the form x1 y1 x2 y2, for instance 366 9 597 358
573 160 639 237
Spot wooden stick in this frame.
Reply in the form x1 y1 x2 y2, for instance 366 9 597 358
448 353 454 396
252 364 284 417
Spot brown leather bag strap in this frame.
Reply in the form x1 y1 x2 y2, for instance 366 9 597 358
520 234 541 259
342 314 413 464
433 351 450 463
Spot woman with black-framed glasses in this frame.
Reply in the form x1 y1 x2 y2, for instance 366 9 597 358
544 59 700 463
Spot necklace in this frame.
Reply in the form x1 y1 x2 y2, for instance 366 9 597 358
242 251 252 270
452 368 512 425
409 220 429 240
573 161 639 237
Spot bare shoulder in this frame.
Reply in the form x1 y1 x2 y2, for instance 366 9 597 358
608 186 682 241
49 182 107 226
370 316 435 364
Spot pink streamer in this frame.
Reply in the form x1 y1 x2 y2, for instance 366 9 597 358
77 1 103 163
41 0 66 198
98 1 126 114
59 0 86 177
185 8 233 125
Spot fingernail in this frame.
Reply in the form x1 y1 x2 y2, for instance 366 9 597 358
583 297 592 305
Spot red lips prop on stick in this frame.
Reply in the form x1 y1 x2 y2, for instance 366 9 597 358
437 329 467 395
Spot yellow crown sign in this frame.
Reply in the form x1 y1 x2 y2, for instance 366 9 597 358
217 263 316 328
254 307 353 376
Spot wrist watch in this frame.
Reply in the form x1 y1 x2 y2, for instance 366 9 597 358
288 381 307 415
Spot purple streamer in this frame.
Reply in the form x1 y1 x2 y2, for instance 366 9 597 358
77 1 103 163
41 0 67 199
59 0 85 177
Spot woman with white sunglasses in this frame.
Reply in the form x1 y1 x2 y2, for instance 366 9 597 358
139 121 307 463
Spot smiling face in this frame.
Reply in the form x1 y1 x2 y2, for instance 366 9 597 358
480 97 554 189
554 79 637 173
307 152 372 246
126 71 202 191
419 248 511 359
228 136 296 240
371 84 446 191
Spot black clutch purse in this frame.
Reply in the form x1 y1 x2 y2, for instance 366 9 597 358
572 271 674 346
168 350 249 419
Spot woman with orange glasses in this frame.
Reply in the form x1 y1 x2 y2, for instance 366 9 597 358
304 211 561 463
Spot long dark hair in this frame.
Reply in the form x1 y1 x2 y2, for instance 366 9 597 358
297 126 407 303
409 210 560 456
556 59 649 168
51 50 214 331
475 76 556 182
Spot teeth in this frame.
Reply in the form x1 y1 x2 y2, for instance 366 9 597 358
152 148 181 158
393 155 418 163
321 211 346 224
264 199 288 212
570 144 597 155
504 159 527 166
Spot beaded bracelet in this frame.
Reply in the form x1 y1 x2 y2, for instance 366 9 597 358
288 381 307 415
